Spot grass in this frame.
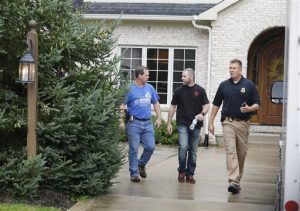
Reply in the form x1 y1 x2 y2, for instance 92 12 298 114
0 203 60 211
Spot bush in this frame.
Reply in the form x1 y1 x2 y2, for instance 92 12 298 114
0 0 126 198
120 116 179 145
153 117 178 145
0 150 47 197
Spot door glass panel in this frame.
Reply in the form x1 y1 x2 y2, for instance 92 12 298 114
149 70 157 81
120 48 142 80
185 49 195 60
174 61 184 71
147 49 157 59
185 61 195 69
158 71 168 81
173 49 196 93
174 49 184 59
147 48 169 104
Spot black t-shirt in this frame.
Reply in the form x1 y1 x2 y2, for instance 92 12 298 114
171 84 209 128
212 76 261 119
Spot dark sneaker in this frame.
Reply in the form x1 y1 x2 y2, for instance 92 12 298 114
186 175 196 184
130 176 140 182
228 183 240 194
138 165 147 178
178 172 185 183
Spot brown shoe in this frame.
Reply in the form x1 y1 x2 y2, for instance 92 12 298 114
186 175 196 184
138 165 147 178
130 176 140 182
178 172 185 183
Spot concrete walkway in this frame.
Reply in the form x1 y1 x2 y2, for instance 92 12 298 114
69 133 280 211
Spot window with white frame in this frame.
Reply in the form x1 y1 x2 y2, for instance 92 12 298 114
120 48 142 80
120 47 196 104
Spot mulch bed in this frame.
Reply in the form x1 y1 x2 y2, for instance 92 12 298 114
0 189 76 211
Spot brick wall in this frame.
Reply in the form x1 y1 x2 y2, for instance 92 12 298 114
209 0 287 135
110 0 287 139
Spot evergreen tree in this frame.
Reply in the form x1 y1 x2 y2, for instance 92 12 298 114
0 0 126 197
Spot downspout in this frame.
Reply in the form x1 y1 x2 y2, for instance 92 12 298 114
192 18 212 147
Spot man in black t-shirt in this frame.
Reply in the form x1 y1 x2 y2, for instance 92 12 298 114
208 59 260 194
167 68 209 184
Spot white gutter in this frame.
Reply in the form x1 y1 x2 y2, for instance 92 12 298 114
192 17 212 147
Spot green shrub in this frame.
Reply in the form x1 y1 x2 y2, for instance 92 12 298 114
0 0 126 198
120 116 178 145
0 149 47 197
152 117 178 145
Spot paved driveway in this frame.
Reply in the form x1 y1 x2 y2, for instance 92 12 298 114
69 134 279 211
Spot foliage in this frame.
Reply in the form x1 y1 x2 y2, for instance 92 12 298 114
268 57 284 81
0 150 47 197
0 0 126 198
120 117 179 145
153 117 179 145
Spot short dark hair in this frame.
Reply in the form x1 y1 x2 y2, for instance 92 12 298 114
134 65 149 78
230 59 242 67
183 68 195 80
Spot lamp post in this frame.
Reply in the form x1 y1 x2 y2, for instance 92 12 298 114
18 20 38 159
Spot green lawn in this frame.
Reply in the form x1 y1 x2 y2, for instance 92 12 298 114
0 204 60 211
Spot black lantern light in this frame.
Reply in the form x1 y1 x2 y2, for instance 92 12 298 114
18 51 35 83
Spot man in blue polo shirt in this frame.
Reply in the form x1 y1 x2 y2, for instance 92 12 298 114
208 59 260 194
120 66 161 182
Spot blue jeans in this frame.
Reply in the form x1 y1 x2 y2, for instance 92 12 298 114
126 119 155 177
177 125 201 176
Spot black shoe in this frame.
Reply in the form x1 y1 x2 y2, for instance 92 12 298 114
228 183 240 194
130 176 140 182
138 165 147 178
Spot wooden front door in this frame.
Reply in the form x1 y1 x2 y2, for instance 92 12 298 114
248 27 284 125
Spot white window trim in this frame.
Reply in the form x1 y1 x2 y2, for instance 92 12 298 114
118 46 197 106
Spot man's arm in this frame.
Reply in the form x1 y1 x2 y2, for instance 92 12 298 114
208 105 220 135
153 101 161 127
196 103 210 121
167 104 176 134
202 103 210 115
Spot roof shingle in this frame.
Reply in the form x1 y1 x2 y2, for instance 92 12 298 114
85 3 216 16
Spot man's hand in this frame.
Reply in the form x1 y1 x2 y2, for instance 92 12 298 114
155 118 161 128
208 123 215 135
240 102 249 113
195 113 205 121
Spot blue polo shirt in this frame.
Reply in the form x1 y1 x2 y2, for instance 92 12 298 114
125 83 160 119
212 76 260 118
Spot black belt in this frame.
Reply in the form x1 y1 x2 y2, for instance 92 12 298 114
226 116 250 122
131 115 150 121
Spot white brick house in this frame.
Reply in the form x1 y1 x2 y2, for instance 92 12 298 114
80 0 287 140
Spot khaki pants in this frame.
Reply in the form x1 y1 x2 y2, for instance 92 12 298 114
222 118 250 185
